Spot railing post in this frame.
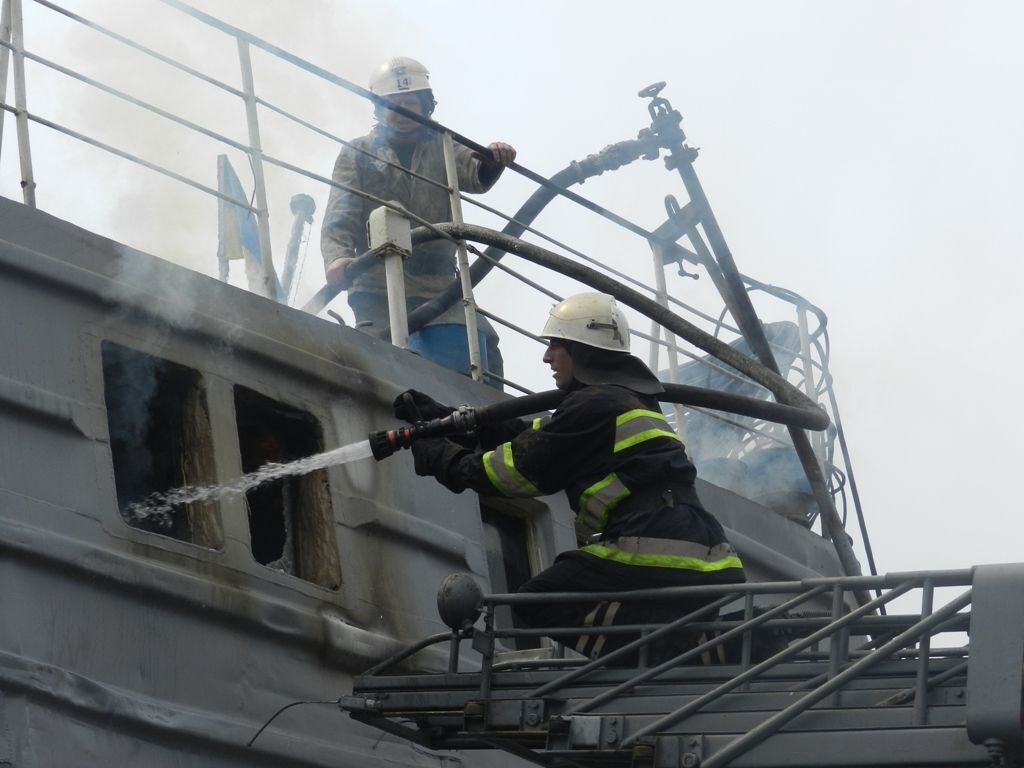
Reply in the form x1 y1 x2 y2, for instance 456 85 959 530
447 630 462 674
236 38 277 300
827 583 848 706
9 0 35 206
797 306 824 467
0 0 11 163
440 132 483 382
913 578 934 725
739 592 754 688
478 606 496 699
650 243 687 443
367 204 412 349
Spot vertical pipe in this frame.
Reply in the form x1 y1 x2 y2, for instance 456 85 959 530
797 307 824 466
282 193 315 302
650 243 687 443
0 0 11 163
913 579 934 725
10 0 35 206
440 132 483 382
236 39 276 300
281 210 304 298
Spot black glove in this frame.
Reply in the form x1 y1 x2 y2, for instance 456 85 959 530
393 389 456 423
411 437 469 492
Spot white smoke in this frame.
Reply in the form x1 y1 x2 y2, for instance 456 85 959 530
11 0 426 306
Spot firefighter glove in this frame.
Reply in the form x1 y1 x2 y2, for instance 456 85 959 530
393 389 456 423
411 437 469 492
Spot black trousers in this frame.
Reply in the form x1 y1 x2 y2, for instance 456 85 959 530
514 552 743 665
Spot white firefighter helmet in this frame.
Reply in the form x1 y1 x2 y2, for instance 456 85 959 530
369 57 432 96
541 293 631 352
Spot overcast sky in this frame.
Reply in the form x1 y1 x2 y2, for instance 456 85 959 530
3 0 1023 580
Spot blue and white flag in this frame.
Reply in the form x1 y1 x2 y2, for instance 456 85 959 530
216 155 283 300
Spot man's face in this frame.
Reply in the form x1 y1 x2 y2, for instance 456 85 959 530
542 340 575 390
381 92 425 136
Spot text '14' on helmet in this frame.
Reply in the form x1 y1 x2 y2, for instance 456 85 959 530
541 293 631 352
369 57 432 96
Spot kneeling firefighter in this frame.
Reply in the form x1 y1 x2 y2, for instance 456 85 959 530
396 292 745 662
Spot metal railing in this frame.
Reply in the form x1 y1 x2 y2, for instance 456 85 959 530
354 569 976 766
0 0 870 563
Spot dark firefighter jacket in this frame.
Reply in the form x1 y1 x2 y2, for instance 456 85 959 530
412 383 744 576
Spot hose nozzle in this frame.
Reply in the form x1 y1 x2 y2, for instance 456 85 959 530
369 406 479 461
368 426 416 461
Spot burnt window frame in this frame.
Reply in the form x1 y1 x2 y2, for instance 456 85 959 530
101 340 223 549
233 385 341 591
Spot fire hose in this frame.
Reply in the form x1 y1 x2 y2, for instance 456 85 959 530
368 383 829 461
395 222 869 607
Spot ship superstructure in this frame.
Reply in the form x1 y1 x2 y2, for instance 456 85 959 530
0 2 1019 767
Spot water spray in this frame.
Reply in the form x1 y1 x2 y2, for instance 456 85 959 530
126 380 828 524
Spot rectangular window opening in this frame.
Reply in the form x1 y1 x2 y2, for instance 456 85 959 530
480 499 541 650
101 341 223 548
234 386 340 590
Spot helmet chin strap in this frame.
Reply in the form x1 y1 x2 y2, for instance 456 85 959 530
586 319 623 344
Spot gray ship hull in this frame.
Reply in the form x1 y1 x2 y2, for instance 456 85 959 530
0 197 847 766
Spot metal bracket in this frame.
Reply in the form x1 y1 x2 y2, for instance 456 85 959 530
661 195 701 279
336 694 383 713
623 734 703 768
367 203 413 259
470 627 491 656
465 698 546 731
552 714 625 750
657 734 704 768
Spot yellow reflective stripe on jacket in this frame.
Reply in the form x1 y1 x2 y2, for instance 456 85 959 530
613 409 681 453
531 415 551 430
580 542 743 572
576 473 630 533
482 442 542 498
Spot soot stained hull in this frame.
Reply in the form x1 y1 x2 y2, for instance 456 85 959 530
0 197 845 766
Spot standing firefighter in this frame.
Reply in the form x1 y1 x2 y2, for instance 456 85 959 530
321 57 515 366
397 293 745 662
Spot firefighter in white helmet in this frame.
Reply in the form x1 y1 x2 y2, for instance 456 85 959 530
394 293 745 664
320 57 515 367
